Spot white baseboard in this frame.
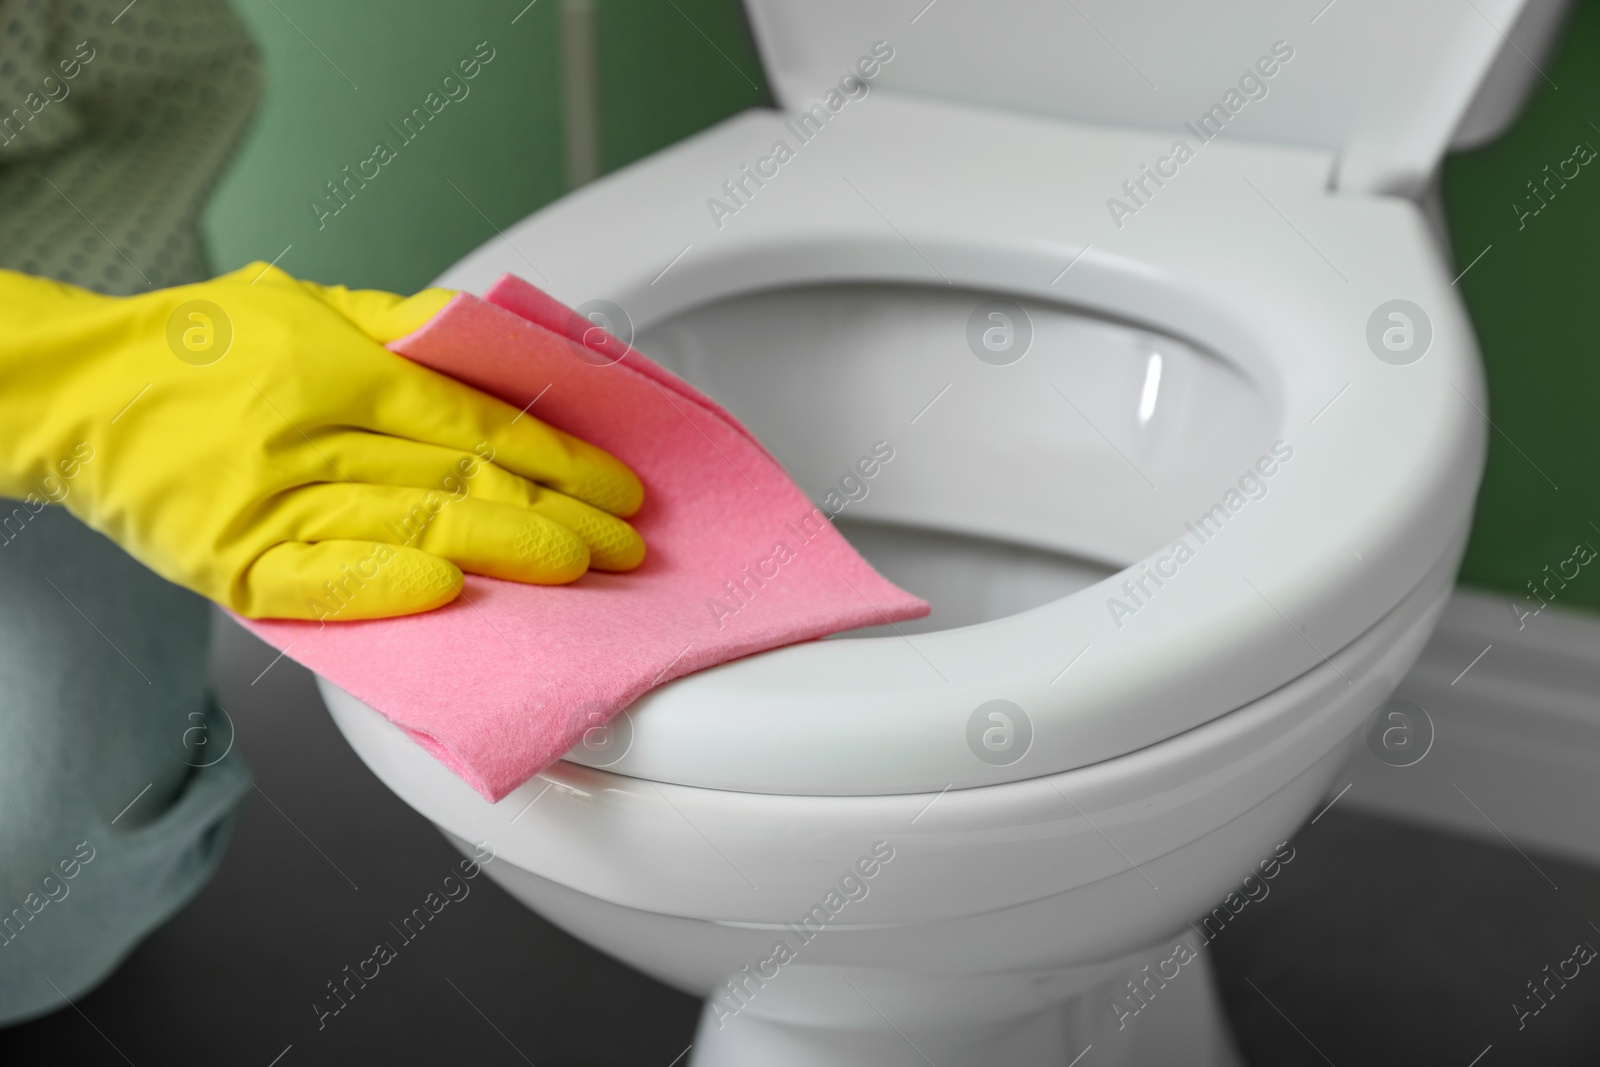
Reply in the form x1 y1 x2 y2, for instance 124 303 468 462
1335 588 1600 868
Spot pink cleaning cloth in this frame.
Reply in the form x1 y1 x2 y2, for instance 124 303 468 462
242 275 929 802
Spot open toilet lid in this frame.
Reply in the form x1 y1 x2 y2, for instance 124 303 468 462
741 0 1559 195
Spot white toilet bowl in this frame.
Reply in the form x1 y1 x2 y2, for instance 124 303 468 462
316 1 1568 1061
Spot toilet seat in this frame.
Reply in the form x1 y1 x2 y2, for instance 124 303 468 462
433 92 1484 796
320 558 1452 924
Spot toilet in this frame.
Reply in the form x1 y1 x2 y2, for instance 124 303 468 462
316 1 1569 1063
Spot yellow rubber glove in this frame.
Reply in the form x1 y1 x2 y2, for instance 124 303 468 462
0 263 645 620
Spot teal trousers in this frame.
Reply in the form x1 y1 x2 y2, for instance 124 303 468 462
0 503 247 1024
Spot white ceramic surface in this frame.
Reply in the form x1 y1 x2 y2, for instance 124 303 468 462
307 1 1565 1058
322 546 1454 1064
741 0 1566 195
430 93 1484 794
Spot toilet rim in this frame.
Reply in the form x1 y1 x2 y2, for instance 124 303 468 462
319 546 1457 926
428 97 1487 796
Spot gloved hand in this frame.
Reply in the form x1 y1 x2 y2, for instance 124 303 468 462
0 263 646 620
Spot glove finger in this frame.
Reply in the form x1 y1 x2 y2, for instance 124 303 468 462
240 540 462 621
266 483 591 585
483 415 644 518
213 266 642 515
520 486 645 571
318 433 645 571
363 359 645 517
319 431 543 505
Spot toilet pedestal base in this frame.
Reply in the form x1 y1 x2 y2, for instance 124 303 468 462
688 934 1244 1067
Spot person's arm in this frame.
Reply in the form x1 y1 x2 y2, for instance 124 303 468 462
0 263 645 620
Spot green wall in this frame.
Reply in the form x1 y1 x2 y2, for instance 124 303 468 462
204 0 765 294
206 0 1600 615
1443 0 1600 616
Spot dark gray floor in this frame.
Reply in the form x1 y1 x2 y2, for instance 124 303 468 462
1209 802 1600 1065
2 615 1599 1066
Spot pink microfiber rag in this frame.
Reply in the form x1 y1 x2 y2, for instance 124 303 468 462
242 275 929 802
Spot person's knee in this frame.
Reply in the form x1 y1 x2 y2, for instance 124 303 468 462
0 506 239 1024
0 830 107 1024
0 753 247 1026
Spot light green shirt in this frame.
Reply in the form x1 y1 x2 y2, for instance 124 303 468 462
0 0 260 294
